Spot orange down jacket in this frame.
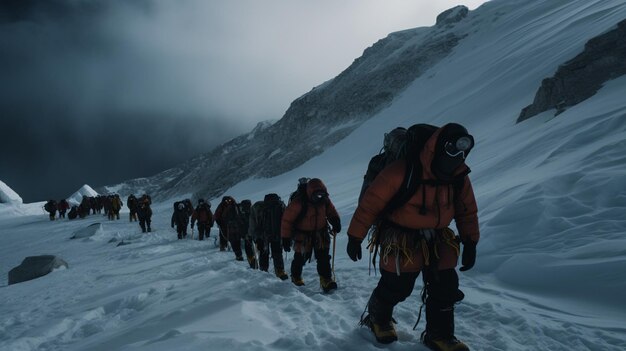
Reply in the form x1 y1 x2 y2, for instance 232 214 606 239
348 128 479 272
281 179 340 252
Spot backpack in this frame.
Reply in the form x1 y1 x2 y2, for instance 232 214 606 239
238 200 252 228
197 203 210 214
262 194 284 239
44 201 55 213
289 178 310 228
361 124 469 216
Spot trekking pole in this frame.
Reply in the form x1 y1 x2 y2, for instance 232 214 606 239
331 229 337 281
252 238 259 269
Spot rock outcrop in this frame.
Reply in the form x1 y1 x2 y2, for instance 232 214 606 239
518 19 626 122
8 255 68 285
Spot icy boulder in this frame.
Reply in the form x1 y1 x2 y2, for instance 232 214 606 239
67 184 99 206
71 223 103 239
0 180 23 205
8 255 68 285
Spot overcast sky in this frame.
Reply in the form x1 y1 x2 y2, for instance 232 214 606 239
0 0 489 202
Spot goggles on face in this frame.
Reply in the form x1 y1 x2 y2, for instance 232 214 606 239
444 135 474 159
311 191 328 201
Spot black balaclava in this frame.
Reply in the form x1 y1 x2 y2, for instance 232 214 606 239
432 123 474 180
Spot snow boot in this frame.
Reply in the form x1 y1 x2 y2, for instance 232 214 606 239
319 275 337 293
422 302 468 351
275 269 289 281
291 275 305 286
235 255 244 261
247 256 257 269
422 334 469 351
361 294 397 344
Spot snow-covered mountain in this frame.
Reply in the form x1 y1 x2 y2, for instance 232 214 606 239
3 1 626 350
67 184 99 206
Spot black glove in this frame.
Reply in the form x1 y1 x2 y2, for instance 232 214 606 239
346 235 362 262
282 238 292 252
328 217 341 234
459 242 477 272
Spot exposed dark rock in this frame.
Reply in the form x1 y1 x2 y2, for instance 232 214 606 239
8 255 68 285
518 19 626 123
436 6 469 26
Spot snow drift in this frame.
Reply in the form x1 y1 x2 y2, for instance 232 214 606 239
0 180 23 205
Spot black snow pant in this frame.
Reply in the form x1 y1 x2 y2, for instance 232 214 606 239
218 227 229 251
229 236 254 261
258 239 284 272
139 217 151 233
197 222 210 240
48 210 56 221
290 247 331 281
175 222 188 239
59 210 66 218
370 268 463 338
229 235 242 258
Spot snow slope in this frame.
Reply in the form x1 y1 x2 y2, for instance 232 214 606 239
1 1 626 350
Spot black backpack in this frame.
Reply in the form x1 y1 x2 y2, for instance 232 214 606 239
197 203 210 214
361 123 469 216
44 201 56 213
288 178 311 228
262 194 284 239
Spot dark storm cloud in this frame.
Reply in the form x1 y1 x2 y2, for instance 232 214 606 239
0 0 249 202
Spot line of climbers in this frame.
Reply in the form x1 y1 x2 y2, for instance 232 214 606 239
44 194 136 221
166 177 342 292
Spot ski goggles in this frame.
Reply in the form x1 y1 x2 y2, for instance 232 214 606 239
311 190 328 201
444 135 474 159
